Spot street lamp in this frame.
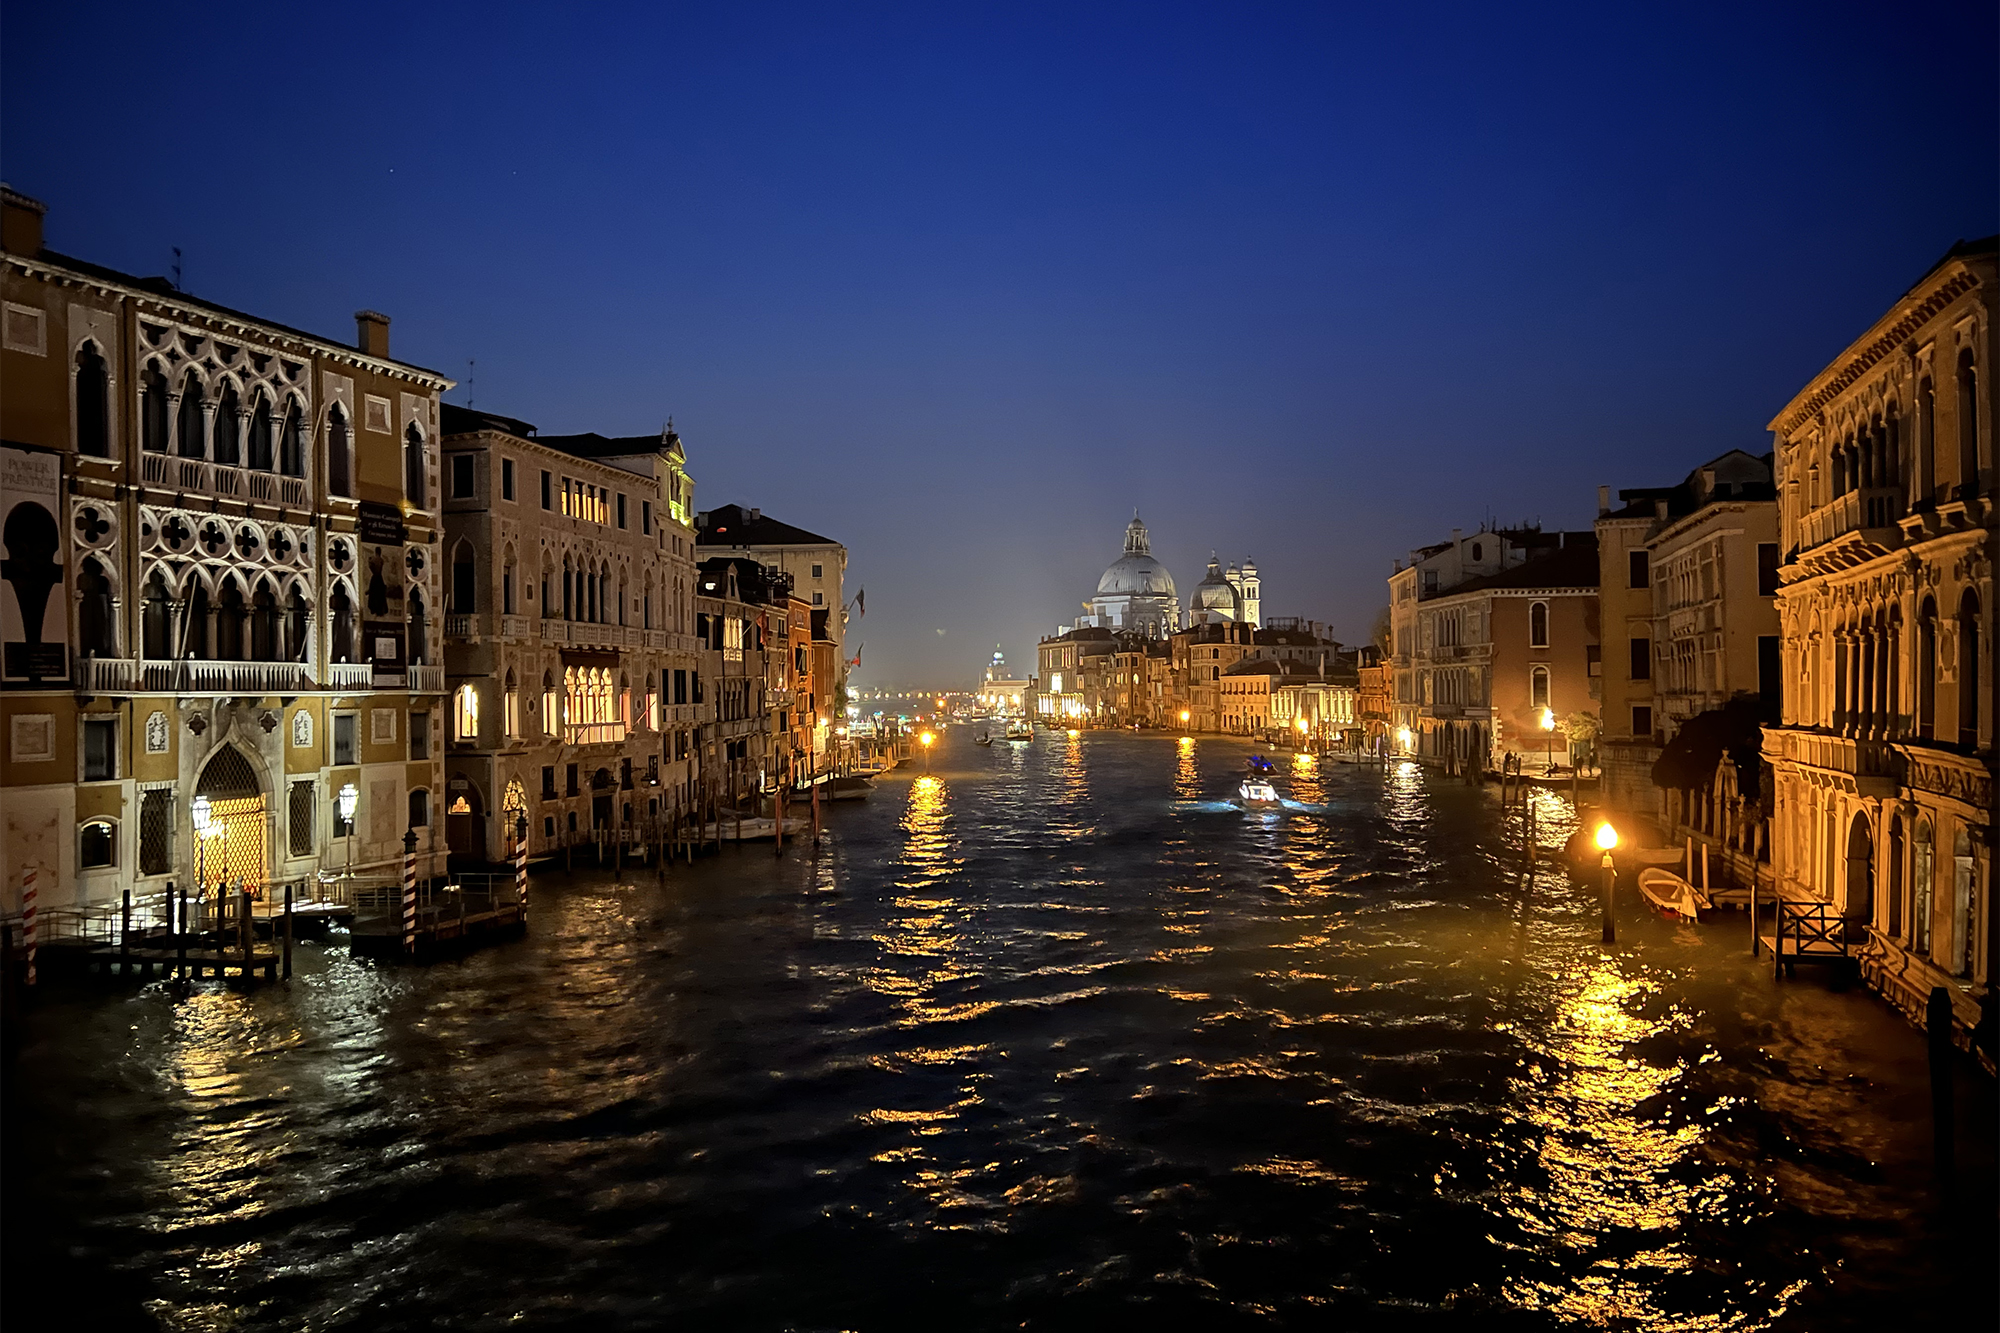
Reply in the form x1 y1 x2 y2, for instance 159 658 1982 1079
337 782 359 887
1595 822 1618 943
920 730 934 772
192 794 216 896
1541 707 1557 775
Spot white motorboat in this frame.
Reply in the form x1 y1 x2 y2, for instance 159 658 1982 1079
1637 868 1709 922
1238 779 1282 809
1004 722 1034 742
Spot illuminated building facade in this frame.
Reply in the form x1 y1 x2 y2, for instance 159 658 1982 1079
1 189 457 908
1389 528 1600 772
437 405 700 860
1763 236 1995 1049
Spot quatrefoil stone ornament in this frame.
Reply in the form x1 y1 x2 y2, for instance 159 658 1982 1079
74 506 113 546
162 515 193 552
199 521 229 556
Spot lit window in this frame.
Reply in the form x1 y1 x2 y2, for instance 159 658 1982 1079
456 684 480 740
79 820 116 869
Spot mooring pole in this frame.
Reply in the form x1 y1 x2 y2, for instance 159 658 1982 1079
282 884 294 979
1599 853 1616 944
121 889 133 975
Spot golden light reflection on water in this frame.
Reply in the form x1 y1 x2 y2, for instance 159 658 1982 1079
1496 956 1719 1326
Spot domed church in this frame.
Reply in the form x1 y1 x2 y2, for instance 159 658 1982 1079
1189 554 1261 628
1086 514 1180 637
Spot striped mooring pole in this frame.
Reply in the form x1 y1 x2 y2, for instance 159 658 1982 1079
514 818 528 917
22 864 39 987
401 830 418 956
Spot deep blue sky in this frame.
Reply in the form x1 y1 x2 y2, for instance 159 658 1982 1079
5 3 1995 685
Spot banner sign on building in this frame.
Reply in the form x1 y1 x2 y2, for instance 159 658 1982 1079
0 444 67 684
358 502 407 684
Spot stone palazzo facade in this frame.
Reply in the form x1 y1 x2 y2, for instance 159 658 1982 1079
1 189 453 908
437 405 701 863
1763 236 1995 1050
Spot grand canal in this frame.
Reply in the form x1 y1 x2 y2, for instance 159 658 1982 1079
5 730 1993 1330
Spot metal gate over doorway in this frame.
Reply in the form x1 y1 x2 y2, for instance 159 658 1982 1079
194 746 268 896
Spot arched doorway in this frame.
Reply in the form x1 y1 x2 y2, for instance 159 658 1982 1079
446 774 485 864
194 745 268 896
1844 813 1873 923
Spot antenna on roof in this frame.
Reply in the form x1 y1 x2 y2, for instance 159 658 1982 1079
170 247 182 291
466 358 475 409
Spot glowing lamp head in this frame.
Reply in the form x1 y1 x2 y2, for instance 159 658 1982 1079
337 782 359 821
1541 708 1556 731
1180 710 1190 723
191 795 214 836
1295 717 1309 733
920 731 934 747
1595 823 1618 851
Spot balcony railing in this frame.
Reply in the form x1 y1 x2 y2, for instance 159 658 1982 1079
327 662 374 689
566 722 628 746
445 614 475 638
142 452 311 508
1798 487 1902 554
500 615 530 639
409 664 445 693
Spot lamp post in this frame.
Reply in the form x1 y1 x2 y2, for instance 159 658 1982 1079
337 782 359 889
1596 821 1618 943
1180 709 1190 737
919 730 934 773
192 795 214 893
1541 707 1557 776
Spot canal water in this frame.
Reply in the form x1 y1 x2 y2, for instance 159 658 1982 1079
5 731 1993 1330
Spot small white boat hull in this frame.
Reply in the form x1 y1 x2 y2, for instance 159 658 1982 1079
1638 868 1709 922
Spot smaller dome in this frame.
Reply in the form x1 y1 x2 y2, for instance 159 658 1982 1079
1190 555 1240 618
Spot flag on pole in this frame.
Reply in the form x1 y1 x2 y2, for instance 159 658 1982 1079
848 642 863 668
854 588 865 617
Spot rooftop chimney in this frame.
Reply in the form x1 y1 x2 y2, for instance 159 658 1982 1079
749 507 761 521
355 310 391 359
1 187 47 256
1654 498 1669 520
1597 485 1610 516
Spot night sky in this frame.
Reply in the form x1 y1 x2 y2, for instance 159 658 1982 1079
5 2 1994 685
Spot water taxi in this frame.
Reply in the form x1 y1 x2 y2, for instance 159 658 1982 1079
1238 779 1282 809
1004 722 1034 742
1246 755 1276 775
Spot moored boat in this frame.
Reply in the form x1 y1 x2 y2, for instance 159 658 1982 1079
1637 868 1709 922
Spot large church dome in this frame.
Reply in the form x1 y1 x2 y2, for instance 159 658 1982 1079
1095 516 1176 598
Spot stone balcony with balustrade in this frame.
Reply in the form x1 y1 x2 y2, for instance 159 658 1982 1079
1791 487 1903 575
141 451 310 509
77 657 441 697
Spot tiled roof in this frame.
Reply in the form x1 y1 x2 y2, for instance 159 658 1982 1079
696 503 837 547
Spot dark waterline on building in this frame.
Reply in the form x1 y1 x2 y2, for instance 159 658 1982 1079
5 731 1994 1330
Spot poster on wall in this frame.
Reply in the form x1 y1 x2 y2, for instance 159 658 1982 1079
0 444 67 684
358 501 406 685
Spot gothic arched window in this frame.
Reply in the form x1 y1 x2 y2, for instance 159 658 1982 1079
75 343 110 456
248 394 274 471
177 373 206 459
1959 589 1982 747
1528 601 1549 649
1957 349 1981 495
405 424 427 507
141 364 169 454
280 399 305 477
214 386 241 467
327 405 352 497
